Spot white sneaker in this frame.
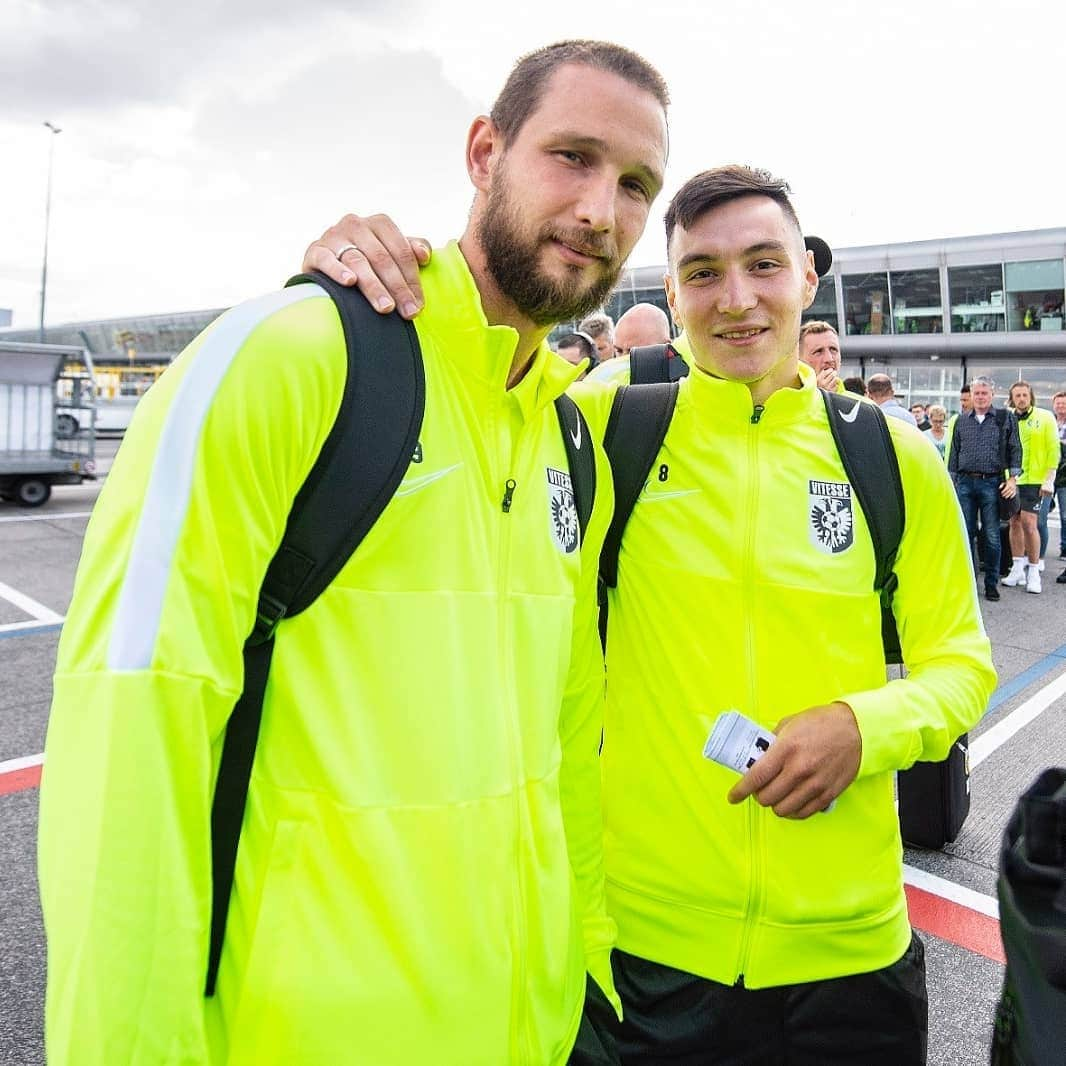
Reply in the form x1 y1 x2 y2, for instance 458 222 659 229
1027 567 1042 593
1003 560 1028 586
1038 559 1046 572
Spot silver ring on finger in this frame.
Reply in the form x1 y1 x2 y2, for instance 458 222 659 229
336 244 362 262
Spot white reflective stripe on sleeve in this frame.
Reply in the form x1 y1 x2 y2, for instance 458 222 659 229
107 283 327 670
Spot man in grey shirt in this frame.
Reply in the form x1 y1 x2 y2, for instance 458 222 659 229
867 374 918 426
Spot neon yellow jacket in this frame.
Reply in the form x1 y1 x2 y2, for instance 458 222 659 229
39 242 617 1065
574 357 995 988
1016 406 1059 485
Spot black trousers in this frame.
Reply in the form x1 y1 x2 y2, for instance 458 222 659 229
568 975 623 1065
610 933 928 1066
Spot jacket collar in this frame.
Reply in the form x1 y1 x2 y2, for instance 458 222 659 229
680 350 822 428
420 241 582 419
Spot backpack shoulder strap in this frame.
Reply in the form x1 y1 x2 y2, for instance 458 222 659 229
206 271 424 994
822 390 905 665
628 344 669 385
629 342 689 385
600 382 679 588
555 393 595 546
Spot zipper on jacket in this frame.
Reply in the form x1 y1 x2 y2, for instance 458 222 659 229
494 401 536 1062
734 408 766 982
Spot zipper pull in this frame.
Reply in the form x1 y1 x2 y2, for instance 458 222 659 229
501 478 517 512
750 405 765 424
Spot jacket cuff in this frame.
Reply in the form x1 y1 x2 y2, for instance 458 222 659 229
839 687 921 778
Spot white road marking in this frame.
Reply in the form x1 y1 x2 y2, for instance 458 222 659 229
0 752 44 775
903 863 999 919
0 511 92 524
970 667 1066 767
0 580 64 623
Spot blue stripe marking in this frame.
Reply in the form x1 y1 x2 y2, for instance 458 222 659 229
0 623 63 641
981 642 1066 718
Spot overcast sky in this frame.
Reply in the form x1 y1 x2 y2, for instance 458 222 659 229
2 0 1063 327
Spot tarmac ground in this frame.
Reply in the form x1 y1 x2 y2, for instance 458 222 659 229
2 437 1065 1064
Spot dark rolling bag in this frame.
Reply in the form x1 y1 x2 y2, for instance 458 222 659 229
897 734 971 848
991 768 1066 1065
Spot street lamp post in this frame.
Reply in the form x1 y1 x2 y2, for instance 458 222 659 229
39 120 62 344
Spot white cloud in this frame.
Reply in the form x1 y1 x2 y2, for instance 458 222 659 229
1 0 1064 327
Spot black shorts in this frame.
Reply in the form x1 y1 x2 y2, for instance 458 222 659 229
611 933 928 1066
1017 484 1043 513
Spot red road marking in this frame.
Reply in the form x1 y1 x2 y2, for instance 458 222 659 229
0 763 42 796
905 883 1005 964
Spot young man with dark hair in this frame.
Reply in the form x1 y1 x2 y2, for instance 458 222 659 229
583 164 993 1066
306 163 994 1066
39 40 669 1066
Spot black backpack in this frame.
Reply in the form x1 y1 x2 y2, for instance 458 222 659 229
629 342 689 385
992 768 1066 1065
205 272 596 994
599 382 904 664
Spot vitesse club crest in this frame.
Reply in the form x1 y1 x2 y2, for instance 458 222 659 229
808 479 854 554
546 467 579 554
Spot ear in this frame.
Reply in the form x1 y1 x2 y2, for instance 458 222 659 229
802 250 819 311
664 272 681 331
466 115 503 192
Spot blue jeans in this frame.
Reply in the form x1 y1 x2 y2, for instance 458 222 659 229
956 476 1002 589
1039 487 1066 557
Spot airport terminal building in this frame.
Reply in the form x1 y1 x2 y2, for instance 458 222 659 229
3 226 1066 412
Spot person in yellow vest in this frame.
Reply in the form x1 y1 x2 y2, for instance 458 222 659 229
1001 380 1060 593
38 40 672 1066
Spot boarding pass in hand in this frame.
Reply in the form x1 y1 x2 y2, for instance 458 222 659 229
702 710 775 774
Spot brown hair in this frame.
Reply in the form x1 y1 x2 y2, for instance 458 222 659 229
489 40 669 145
665 164 801 249
1009 380 1035 406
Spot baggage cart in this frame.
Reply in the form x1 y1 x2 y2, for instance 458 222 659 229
0 341 96 507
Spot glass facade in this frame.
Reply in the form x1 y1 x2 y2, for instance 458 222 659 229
803 275 839 330
948 264 1005 332
890 269 943 334
965 364 1066 408
843 272 891 335
1005 259 1064 331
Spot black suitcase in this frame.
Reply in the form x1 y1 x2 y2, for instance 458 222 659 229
991 768 1066 1066
897 734 971 848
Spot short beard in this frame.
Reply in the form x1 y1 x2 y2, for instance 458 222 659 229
477 173 623 328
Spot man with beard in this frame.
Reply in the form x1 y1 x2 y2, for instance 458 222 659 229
38 40 668 1066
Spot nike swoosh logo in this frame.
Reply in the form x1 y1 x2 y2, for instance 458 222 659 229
839 401 862 424
395 462 463 498
569 412 582 450
639 489 700 503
